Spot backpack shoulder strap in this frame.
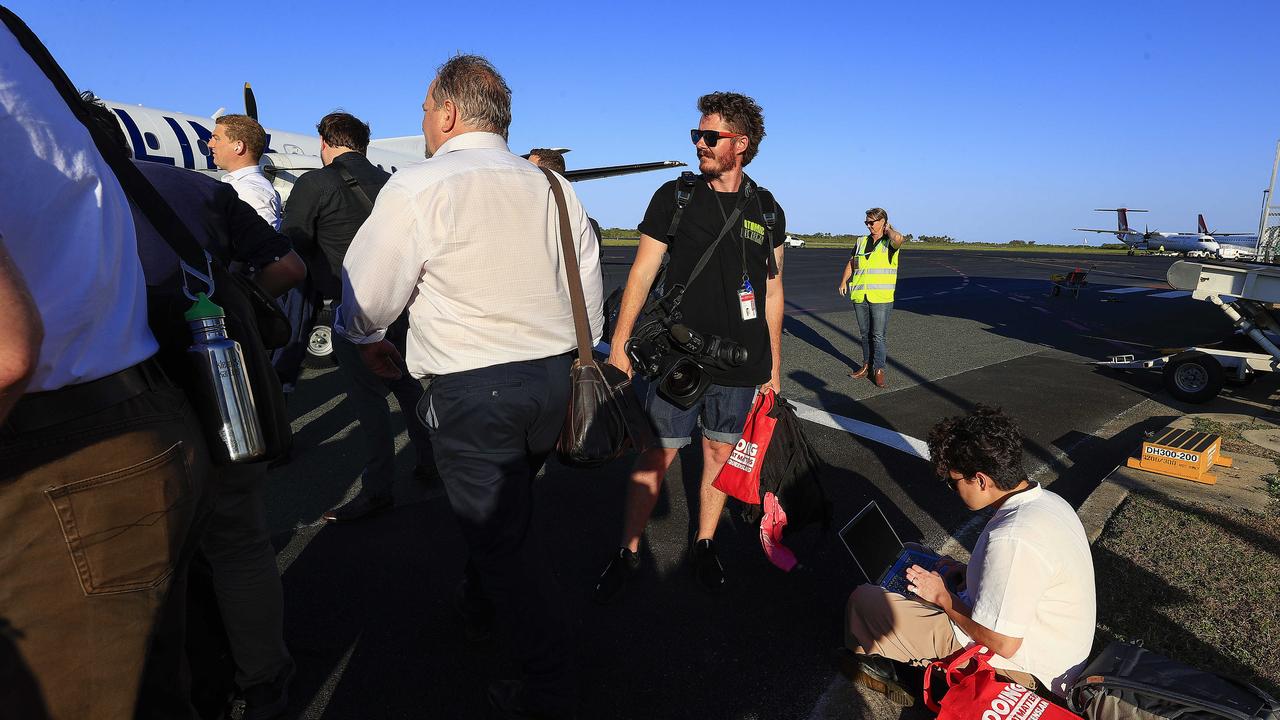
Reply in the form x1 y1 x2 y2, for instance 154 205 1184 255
664 171 699 243
334 162 374 212
754 187 780 279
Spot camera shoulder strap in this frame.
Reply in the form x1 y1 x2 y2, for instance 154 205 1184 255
682 177 754 292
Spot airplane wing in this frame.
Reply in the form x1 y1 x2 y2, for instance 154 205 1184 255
367 135 426 156
564 160 686 182
1073 228 1121 233
1206 232 1255 237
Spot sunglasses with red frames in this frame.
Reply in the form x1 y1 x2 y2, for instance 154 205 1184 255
690 129 745 147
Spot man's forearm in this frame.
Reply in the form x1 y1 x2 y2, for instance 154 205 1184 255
943 597 1022 659
609 235 666 350
764 250 784 381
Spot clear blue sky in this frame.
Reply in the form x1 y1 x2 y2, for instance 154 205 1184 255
13 0 1280 243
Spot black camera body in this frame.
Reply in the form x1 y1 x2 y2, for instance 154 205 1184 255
625 284 748 409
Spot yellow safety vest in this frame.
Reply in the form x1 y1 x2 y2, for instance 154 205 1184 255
848 234 899 303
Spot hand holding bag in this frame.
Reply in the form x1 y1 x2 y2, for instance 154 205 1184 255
540 168 656 467
923 645 1081 720
712 388 777 504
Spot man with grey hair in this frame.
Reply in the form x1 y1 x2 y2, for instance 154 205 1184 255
339 54 603 719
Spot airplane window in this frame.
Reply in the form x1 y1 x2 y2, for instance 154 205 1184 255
197 140 209 156
144 132 160 150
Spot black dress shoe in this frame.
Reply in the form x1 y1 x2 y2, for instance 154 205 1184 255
242 665 294 720
592 547 639 605
486 680 576 720
322 495 392 522
692 539 727 594
851 654 914 706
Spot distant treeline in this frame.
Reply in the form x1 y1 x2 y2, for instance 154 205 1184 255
600 227 1117 248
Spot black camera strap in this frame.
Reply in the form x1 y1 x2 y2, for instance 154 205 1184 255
683 176 754 292
335 163 374 212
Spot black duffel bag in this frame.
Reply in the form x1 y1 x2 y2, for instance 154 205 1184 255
1069 642 1279 720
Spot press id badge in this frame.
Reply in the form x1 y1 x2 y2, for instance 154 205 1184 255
738 277 758 320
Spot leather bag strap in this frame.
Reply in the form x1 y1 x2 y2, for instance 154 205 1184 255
540 167 594 365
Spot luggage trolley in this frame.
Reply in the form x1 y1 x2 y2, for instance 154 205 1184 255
1049 265 1092 297
1096 260 1280 402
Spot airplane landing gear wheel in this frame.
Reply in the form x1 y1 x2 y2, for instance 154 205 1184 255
1162 351 1224 403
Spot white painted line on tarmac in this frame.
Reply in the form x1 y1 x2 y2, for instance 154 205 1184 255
1008 297 1026 303
1148 290 1191 299
1033 306 1051 314
1102 287 1150 294
899 296 923 301
791 401 930 460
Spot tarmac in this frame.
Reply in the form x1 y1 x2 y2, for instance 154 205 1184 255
260 248 1278 719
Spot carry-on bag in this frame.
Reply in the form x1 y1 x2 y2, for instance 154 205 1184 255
924 645 1082 720
1069 641 1279 720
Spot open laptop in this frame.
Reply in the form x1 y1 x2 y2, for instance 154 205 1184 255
839 501 941 597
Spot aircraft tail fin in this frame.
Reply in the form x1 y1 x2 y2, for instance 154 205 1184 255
1093 208 1148 233
1199 213 1209 235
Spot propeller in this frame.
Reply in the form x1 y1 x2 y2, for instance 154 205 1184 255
243 82 258 122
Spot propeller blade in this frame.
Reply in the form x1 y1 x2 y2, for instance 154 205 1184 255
243 82 258 122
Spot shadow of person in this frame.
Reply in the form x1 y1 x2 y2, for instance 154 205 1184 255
0 618 51 720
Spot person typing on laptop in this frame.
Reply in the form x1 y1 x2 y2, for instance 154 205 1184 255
842 406 1096 705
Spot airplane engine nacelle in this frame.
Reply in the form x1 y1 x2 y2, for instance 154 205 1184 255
260 153 323 204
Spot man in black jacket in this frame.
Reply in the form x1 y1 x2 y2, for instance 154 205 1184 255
282 112 436 522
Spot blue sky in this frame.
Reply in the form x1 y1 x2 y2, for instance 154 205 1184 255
13 0 1280 243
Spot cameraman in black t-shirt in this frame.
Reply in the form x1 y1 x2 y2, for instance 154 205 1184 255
594 92 786 602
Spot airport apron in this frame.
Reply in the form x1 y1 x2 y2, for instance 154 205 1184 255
848 235 898 303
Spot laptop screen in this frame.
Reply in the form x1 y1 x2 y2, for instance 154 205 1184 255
838 502 905 585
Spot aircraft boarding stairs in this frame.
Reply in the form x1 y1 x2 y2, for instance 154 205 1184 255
1096 260 1280 402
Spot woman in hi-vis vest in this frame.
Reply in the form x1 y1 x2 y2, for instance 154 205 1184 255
838 207 906 388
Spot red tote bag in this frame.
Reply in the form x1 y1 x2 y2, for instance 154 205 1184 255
923 645 1081 720
712 389 777 504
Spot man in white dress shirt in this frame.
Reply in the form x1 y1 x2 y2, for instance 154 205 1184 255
209 113 282 229
340 54 602 720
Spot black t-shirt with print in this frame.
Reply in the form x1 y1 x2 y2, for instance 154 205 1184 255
637 174 785 387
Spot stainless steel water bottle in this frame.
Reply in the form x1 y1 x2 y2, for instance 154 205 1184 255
185 292 265 462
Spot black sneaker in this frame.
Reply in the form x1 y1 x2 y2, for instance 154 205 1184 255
242 665 294 720
592 548 639 605
691 539 727 594
852 654 915 707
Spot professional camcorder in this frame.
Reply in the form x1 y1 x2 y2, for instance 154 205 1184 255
625 284 748 409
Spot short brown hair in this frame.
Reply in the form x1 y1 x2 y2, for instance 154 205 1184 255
697 92 766 166
528 148 565 173
865 208 888 223
215 114 266 160
316 112 371 154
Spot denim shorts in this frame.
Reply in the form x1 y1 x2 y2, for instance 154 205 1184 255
645 381 759 449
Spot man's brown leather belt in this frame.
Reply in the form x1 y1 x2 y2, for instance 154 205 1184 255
2 357 168 435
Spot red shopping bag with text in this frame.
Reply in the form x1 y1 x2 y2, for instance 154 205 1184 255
712 389 776 504
923 645 1080 720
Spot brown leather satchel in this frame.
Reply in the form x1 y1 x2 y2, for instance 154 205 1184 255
540 168 657 467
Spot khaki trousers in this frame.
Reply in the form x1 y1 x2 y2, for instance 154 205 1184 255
844 583 1037 690
0 382 210 720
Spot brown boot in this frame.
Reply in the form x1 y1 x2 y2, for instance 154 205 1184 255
848 364 869 379
872 368 887 387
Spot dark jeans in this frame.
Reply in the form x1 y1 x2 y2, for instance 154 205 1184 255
853 300 894 371
418 353 575 715
202 463 293 690
334 330 434 500
0 377 211 720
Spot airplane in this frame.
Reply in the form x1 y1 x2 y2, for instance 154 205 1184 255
1195 213 1258 260
1074 208 1222 257
100 84 686 203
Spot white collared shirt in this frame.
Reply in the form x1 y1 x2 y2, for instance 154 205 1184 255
953 484 1097 696
338 132 604 377
221 165 282 230
0 26 157 391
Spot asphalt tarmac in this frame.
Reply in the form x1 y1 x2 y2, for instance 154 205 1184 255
263 249 1263 719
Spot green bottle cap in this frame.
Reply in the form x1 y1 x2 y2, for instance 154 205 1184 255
184 292 226 322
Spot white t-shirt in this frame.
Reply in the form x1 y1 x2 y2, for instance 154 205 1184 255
953 484 1096 696
0 26 157 391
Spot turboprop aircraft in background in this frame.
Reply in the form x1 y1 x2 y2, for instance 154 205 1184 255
1074 208 1221 257
101 83 685 202
1196 213 1258 259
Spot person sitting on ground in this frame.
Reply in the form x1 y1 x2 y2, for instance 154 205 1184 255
843 405 1096 703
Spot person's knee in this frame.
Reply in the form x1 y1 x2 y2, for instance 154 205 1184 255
632 447 677 483
703 437 734 465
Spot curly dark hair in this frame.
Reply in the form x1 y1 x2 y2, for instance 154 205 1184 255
697 91 765 166
926 405 1027 491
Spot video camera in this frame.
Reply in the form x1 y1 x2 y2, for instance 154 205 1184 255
625 284 748 409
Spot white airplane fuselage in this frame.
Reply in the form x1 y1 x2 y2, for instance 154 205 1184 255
102 100 424 202
1112 230 1220 255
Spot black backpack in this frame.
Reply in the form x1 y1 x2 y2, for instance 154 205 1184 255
741 395 831 535
1069 642 1279 720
